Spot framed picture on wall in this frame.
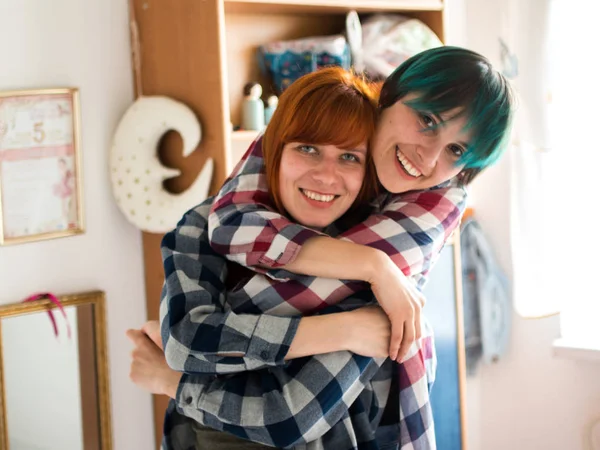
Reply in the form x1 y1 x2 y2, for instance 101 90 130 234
0 88 84 245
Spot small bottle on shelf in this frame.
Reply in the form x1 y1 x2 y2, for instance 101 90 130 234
241 82 265 131
264 94 278 125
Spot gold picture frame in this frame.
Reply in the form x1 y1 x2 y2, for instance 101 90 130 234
0 88 84 245
0 291 112 450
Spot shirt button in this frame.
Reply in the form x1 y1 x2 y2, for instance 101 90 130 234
260 350 270 360
185 397 193 405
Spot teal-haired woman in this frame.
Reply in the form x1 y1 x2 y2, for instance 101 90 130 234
129 46 514 450
208 45 514 358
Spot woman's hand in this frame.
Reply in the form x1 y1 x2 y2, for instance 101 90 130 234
341 305 392 358
368 255 425 363
126 328 180 399
141 320 162 349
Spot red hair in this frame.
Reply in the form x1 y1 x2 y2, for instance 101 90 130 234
262 67 380 215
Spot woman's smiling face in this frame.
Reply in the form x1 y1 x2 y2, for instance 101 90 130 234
278 141 367 229
372 94 473 193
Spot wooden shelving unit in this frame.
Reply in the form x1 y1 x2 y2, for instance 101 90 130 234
231 130 260 141
128 1 447 447
224 0 444 14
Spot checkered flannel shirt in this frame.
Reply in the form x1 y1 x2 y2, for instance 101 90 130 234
162 137 467 449
162 200 436 450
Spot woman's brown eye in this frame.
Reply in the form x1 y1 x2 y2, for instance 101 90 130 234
448 144 465 157
419 113 436 128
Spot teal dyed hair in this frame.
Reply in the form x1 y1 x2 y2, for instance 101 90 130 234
379 46 515 184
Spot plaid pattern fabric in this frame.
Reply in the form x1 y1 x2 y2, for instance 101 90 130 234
209 137 466 290
161 201 437 449
162 137 467 449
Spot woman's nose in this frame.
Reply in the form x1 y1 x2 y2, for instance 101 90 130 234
416 139 444 171
311 159 339 185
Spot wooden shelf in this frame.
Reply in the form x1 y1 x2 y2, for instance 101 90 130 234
230 130 260 173
225 0 444 14
231 130 261 141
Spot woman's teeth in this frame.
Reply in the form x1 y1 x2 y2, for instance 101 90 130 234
301 189 336 202
396 148 422 177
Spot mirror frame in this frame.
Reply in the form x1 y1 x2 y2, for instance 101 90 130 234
0 290 112 450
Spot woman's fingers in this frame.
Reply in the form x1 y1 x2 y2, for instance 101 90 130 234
414 306 422 342
389 319 404 360
396 320 415 363
126 328 162 359
142 320 163 349
126 328 144 343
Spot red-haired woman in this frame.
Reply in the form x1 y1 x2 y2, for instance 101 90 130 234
129 67 406 449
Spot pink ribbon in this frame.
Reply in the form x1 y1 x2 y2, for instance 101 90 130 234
22 292 72 339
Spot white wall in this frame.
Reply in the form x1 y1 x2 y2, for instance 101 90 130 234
456 0 600 448
0 1 154 449
469 158 600 450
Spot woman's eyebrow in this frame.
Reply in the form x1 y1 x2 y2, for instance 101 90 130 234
439 109 465 124
410 107 445 127
348 147 367 155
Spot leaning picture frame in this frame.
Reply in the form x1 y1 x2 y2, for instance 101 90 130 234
0 88 84 245
0 291 112 449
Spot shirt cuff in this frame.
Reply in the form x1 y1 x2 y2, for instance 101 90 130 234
244 315 301 370
176 373 210 411
258 224 323 268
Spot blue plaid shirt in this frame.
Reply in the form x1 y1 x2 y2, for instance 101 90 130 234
160 203 455 449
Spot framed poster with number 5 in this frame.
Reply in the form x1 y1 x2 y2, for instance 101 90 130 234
0 88 84 245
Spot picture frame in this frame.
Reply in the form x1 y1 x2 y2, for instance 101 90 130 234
0 291 112 450
0 88 84 245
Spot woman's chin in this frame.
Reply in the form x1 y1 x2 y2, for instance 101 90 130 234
298 217 331 230
379 172 410 194
293 211 338 230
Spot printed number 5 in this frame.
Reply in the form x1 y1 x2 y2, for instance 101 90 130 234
33 122 45 143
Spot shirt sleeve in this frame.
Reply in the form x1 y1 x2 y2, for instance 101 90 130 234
173 342 386 448
262 184 468 286
161 198 301 375
168 301 436 449
338 185 468 278
208 136 324 271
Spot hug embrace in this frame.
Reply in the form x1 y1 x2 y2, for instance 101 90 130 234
127 46 514 450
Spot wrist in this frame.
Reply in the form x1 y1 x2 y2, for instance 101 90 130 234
288 314 351 358
366 249 396 285
162 369 182 400
337 312 357 352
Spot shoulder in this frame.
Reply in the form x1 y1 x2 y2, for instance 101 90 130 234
230 134 266 177
383 180 468 211
173 196 215 231
161 197 216 251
